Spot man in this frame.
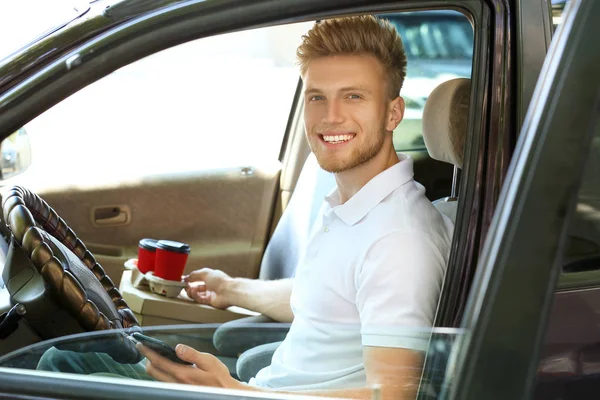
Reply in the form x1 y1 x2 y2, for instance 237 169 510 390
39 15 453 400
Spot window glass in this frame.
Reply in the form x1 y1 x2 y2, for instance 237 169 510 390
0 325 466 399
546 2 576 281
387 11 474 151
17 22 311 186
11 11 475 186
561 127 600 275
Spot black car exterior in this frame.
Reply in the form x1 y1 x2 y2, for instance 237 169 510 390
0 0 598 399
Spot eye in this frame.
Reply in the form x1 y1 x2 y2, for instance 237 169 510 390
347 94 362 100
309 95 325 101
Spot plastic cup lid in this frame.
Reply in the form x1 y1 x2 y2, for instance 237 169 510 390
138 238 158 251
156 240 190 254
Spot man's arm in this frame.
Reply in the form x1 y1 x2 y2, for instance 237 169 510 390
224 276 294 323
140 344 423 400
361 346 424 399
184 268 294 322
256 346 423 400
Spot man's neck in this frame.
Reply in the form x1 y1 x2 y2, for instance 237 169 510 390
334 145 399 204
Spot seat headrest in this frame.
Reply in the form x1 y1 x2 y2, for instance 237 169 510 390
422 78 470 169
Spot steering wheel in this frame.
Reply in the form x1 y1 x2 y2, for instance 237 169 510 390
1 186 142 363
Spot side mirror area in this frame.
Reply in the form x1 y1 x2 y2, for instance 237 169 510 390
0 128 31 180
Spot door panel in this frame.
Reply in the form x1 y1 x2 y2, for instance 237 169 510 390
33 163 281 287
536 289 600 399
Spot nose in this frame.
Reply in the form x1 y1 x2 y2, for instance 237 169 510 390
322 99 344 125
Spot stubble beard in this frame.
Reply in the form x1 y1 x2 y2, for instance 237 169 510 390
309 123 388 173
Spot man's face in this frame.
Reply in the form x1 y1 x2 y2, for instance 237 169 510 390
303 54 401 173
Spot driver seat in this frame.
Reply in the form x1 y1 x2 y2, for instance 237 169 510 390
226 77 471 383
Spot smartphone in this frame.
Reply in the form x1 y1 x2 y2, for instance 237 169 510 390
130 332 193 365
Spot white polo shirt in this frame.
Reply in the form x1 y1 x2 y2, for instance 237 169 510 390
251 154 454 390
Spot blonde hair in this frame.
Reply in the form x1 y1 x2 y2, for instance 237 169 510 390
297 15 407 99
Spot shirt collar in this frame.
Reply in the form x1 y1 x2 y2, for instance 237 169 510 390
325 154 414 226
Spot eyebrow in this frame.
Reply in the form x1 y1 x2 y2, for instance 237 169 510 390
304 88 322 96
339 86 372 94
304 86 372 95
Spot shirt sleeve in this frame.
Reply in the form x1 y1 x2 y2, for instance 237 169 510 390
355 230 448 351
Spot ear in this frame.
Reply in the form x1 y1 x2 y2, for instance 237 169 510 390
386 96 405 132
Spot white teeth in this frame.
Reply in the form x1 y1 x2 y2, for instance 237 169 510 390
323 134 353 143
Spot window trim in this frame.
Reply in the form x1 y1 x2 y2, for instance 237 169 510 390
516 0 555 128
0 367 271 400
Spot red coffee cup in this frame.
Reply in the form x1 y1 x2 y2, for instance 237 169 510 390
154 240 191 281
137 238 158 273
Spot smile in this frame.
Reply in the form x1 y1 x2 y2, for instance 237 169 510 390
320 133 356 144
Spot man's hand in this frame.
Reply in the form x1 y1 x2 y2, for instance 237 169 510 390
184 269 294 322
183 268 233 309
138 342 243 389
138 342 420 400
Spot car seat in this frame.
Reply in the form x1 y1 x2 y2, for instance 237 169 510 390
423 77 469 222
217 77 472 383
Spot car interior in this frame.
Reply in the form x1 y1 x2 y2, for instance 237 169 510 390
0 6 479 395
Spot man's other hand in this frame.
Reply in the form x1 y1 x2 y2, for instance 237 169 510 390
183 268 233 309
184 270 294 322
139 342 243 389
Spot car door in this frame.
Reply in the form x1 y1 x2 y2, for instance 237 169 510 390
447 0 600 398
0 0 594 399
0 1 596 398
533 2 600 398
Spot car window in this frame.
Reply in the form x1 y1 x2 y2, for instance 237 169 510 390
387 11 474 151
0 324 466 399
6 11 475 186
553 0 582 284
560 126 600 277
14 22 311 186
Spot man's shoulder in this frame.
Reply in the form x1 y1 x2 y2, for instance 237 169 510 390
371 179 453 237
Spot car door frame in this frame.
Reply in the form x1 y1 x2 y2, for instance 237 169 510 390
449 0 600 398
0 0 564 398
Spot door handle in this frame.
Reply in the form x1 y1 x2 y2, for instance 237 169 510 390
91 205 131 227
